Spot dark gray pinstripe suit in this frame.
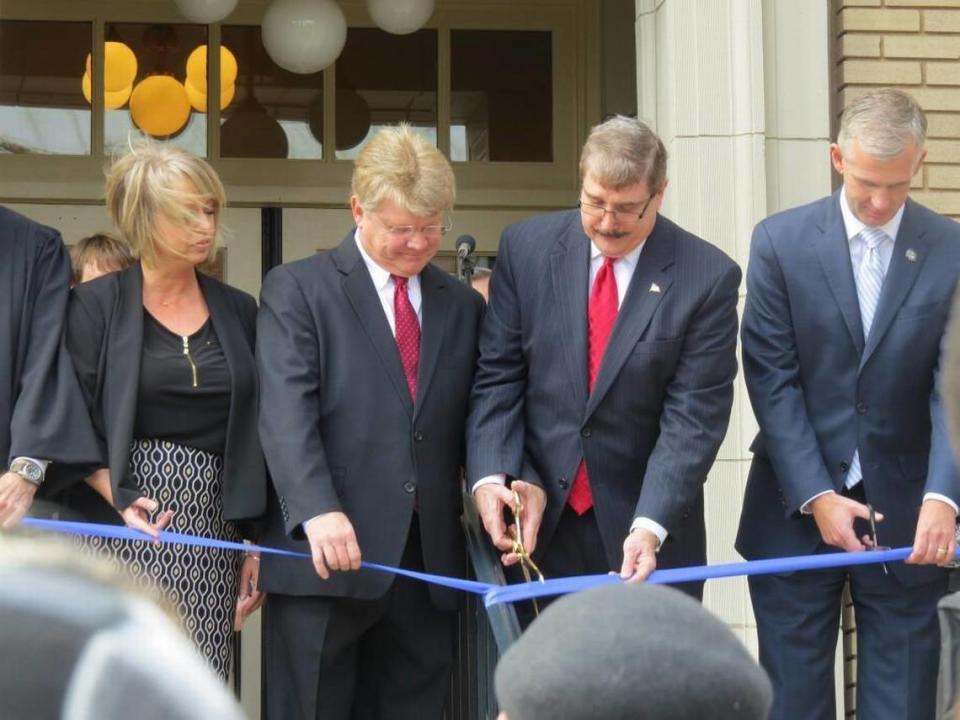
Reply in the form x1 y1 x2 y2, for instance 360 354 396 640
466 209 740 584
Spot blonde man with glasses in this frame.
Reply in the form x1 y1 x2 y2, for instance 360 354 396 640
256 124 485 720
467 115 741 610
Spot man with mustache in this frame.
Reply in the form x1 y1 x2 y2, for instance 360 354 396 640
467 116 740 604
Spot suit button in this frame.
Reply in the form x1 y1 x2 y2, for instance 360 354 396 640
403 481 416 494
558 477 569 489
840 461 849 472
414 431 424 442
856 402 867 415
581 427 592 438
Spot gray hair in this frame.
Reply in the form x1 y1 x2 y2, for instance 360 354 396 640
837 88 926 159
579 115 667 194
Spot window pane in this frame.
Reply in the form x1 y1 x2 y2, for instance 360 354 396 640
334 28 437 160
0 20 91 155
103 23 208 155
220 25 322 160
450 30 552 162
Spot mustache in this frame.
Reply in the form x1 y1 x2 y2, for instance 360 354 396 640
595 230 630 240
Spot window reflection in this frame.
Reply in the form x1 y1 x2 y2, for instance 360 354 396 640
450 30 552 162
333 28 437 160
0 20 91 155
220 25 322 160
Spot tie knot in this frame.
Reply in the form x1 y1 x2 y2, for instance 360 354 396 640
860 227 887 250
602 256 617 269
392 275 409 290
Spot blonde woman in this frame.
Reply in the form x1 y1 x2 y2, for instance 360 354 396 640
64 142 266 678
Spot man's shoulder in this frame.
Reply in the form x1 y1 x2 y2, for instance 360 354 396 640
502 209 581 252
658 215 739 275
0 206 63 252
757 194 835 237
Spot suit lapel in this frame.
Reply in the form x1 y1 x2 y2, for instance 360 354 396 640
861 200 931 369
335 234 415 418
414 265 448 420
105 265 143 490
585 218 674 418
199 274 248 423
550 220 590 411
814 194 865 356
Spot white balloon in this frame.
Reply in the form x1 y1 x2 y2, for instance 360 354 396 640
262 0 347 74
173 0 239 24
366 0 435 35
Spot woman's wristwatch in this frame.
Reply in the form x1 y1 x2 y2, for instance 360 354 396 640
9 457 44 487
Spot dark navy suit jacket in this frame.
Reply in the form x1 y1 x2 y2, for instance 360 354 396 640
737 192 960 585
466 209 741 572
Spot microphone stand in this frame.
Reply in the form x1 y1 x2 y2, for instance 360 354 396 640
456 247 476 286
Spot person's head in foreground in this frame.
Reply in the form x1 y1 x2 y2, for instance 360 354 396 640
0 534 243 720
495 583 773 720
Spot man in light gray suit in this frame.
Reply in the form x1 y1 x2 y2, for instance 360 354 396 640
466 116 740 597
737 89 960 719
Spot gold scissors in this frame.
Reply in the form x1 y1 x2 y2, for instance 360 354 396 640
508 489 546 615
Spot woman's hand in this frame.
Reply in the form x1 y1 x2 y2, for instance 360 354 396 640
234 553 265 631
120 496 174 539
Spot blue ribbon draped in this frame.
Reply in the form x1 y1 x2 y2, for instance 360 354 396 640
18 518 933 609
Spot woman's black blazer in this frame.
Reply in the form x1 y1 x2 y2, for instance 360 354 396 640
64 263 266 525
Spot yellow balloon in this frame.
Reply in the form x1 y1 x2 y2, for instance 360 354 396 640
185 78 236 113
185 45 238 93
129 76 192 137
84 41 138 93
81 72 132 109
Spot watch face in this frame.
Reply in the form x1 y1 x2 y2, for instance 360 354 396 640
12 461 41 483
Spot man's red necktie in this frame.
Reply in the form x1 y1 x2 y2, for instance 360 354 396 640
568 256 619 514
393 275 420 400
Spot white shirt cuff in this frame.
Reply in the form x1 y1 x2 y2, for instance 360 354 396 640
472 473 507 493
800 489 836 515
630 517 668 549
924 492 959 515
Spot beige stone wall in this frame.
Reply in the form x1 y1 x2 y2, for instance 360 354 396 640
836 0 960 219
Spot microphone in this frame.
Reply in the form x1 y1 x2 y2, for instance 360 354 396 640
456 234 476 260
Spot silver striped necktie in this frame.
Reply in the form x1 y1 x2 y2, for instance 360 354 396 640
846 225 889 489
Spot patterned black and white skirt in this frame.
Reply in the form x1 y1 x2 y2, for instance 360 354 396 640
80 439 242 680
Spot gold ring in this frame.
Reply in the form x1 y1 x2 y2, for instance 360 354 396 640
937 547 948 554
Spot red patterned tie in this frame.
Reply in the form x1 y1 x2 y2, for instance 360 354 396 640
568 256 619 514
393 275 420 400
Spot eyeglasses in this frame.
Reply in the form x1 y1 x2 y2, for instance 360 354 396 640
578 195 656 226
372 211 451 241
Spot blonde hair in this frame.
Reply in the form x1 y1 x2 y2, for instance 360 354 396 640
70 232 135 283
104 141 226 267
579 115 667 194
351 124 455 217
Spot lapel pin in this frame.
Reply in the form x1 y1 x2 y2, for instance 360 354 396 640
650 282 661 294
905 248 918 262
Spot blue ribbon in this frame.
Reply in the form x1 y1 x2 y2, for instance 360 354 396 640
19 517 937 609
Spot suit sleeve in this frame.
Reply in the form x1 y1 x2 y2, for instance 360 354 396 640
634 260 741 534
741 221 834 514
257 266 342 536
465 228 532 485
9 231 101 468
925 290 960 503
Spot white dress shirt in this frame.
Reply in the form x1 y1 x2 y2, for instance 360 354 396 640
474 238 669 548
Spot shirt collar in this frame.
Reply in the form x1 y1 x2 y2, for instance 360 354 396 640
589 239 645 268
354 229 395 292
839 185 905 243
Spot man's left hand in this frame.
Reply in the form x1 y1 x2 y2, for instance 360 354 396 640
620 528 658 583
0 471 37 529
907 498 957 567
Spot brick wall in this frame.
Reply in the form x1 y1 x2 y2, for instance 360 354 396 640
836 0 960 218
